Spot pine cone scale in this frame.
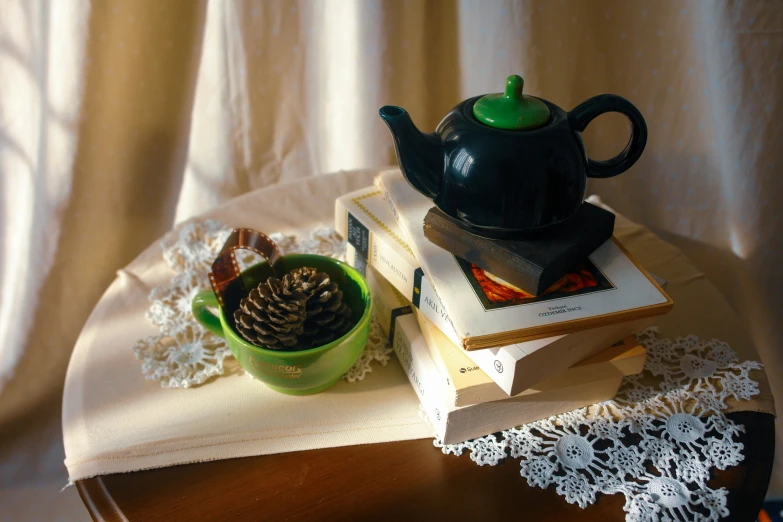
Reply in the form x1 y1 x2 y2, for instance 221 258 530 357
233 266 352 351
305 304 322 317
322 294 342 312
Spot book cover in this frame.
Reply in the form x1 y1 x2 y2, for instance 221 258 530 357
391 313 623 444
376 169 673 350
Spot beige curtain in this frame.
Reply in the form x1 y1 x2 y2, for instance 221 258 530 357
1 0 780 516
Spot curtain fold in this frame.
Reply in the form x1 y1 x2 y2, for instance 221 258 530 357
0 0 88 396
0 0 207 430
0 0 780 506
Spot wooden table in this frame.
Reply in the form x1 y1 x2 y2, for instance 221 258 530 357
77 412 773 521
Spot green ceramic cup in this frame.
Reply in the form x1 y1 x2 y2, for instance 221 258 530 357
192 254 372 395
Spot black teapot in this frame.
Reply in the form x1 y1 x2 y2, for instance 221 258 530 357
379 75 647 238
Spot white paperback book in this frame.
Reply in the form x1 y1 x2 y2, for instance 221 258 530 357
337 185 665 396
416 310 646 407
376 169 673 351
390 312 623 444
368 263 645 408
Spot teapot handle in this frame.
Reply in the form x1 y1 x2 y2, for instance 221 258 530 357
568 94 648 179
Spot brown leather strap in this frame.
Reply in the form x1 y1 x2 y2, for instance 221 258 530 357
209 228 283 307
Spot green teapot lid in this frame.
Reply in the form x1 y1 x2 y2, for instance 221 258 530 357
472 75 550 130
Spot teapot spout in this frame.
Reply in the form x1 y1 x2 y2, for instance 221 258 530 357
379 106 442 199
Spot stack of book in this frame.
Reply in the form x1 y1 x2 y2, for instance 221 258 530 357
335 170 673 444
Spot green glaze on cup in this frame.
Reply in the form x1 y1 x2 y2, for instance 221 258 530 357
192 254 372 395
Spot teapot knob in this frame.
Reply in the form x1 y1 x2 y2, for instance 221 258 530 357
473 74 550 130
504 75 524 100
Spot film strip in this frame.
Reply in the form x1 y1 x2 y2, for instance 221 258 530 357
208 228 284 307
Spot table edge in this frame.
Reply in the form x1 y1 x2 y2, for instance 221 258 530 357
77 476 129 522
74 411 776 522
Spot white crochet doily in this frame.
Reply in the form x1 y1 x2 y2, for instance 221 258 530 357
132 219 391 388
433 329 764 522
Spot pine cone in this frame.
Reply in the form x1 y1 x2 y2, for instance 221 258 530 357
233 267 352 351
233 272 308 349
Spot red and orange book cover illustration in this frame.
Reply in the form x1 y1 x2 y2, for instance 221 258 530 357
456 257 614 311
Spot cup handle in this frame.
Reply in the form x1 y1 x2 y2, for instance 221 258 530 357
192 290 226 339
568 94 648 179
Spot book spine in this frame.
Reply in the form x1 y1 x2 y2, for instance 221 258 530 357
413 310 457 391
415 311 513 407
363 263 413 345
336 197 460 346
366 264 456 393
374 181 460 345
415 274 460 346
336 194 412 288
391 315 449 440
